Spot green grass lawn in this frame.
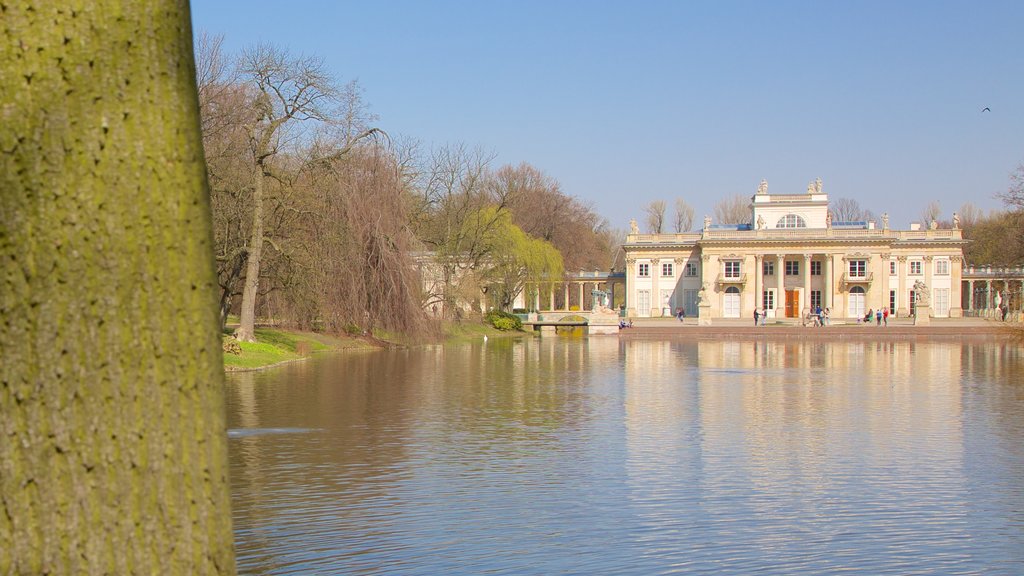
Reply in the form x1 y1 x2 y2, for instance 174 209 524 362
223 328 371 371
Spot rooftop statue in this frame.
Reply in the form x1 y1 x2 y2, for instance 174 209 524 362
703 215 711 230
629 218 639 234
952 212 961 229
882 212 889 230
757 179 768 195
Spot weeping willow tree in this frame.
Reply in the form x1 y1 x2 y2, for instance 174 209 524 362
477 208 564 311
1 2 235 573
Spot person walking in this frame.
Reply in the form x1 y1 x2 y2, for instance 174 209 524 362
883 307 889 326
875 308 882 326
754 308 760 326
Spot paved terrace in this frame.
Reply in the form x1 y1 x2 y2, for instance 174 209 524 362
618 316 1019 340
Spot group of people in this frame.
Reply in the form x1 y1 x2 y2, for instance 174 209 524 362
861 307 890 326
808 306 831 327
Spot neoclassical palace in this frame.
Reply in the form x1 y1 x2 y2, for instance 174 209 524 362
623 180 967 320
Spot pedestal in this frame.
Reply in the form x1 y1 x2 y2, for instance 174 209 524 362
588 312 620 335
913 305 932 325
698 303 712 326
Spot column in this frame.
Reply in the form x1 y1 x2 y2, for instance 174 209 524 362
622 258 630 315
549 282 555 311
776 254 785 316
986 280 992 309
879 253 891 313
803 254 812 313
967 280 974 311
824 254 833 309
897 256 908 316
923 255 934 306
950 255 963 317
651 258 661 316
754 255 763 311
578 282 585 311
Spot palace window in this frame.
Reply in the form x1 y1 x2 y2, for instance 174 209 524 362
763 290 775 310
909 261 922 275
890 260 897 275
638 263 650 277
684 262 698 277
776 214 807 228
763 261 774 276
785 260 800 276
662 262 674 277
811 290 822 310
724 261 741 278
848 260 866 278
935 259 949 275
810 261 822 276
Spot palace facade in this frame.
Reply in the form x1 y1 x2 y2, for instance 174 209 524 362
623 181 967 320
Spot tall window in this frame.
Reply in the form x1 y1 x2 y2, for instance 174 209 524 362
848 260 866 278
935 259 949 275
785 260 800 276
638 263 650 277
763 261 774 276
909 261 922 275
810 261 821 276
684 262 698 277
890 290 897 314
725 261 741 278
662 262 674 277
776 214 807 228
763 290 775 310
811 290 822 310
890 260 897 275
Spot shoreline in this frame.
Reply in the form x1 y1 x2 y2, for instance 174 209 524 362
617 317 1019 341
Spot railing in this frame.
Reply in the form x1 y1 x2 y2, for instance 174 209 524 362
715 273 747 286
962 266 1024 278
628 229 965 242
839 272 873 287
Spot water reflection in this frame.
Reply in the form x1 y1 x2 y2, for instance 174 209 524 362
227 338 1024 575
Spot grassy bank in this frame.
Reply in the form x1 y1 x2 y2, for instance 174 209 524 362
223 318 532 371
223 328 377 371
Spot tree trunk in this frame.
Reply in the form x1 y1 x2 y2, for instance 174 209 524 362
234 165 264 342
1 3 236 574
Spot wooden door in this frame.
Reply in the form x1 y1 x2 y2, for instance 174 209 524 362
785 290 799 318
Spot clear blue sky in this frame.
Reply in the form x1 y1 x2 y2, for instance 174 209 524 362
192 0 1024 230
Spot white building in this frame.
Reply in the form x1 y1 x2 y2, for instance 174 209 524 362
623 180 966 320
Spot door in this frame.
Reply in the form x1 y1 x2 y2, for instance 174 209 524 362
849 286 865 319
785 290 800 318
724 287 741 318
637 289 651 317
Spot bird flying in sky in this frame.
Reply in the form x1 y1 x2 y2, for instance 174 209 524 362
982 107 991 112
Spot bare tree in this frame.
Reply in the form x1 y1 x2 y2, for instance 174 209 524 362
920 200 942 226
1000 163 1024 211
956 202 983 230
644 200 667 233
413 143 500 318
233 43 379 342
713 194 751 225
673 198 694 232
830 197 875 223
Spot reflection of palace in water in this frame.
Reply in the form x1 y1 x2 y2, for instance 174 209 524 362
619 339 989 512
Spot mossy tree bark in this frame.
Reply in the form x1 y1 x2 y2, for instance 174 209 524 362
1 2 236 574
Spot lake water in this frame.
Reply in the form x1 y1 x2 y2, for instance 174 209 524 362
226 336 1024 575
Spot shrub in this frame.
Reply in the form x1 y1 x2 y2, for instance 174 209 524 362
485 309 523 331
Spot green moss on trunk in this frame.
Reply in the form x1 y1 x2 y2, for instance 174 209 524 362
1 2 236 573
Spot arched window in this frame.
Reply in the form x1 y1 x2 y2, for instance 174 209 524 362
776 214 807 228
